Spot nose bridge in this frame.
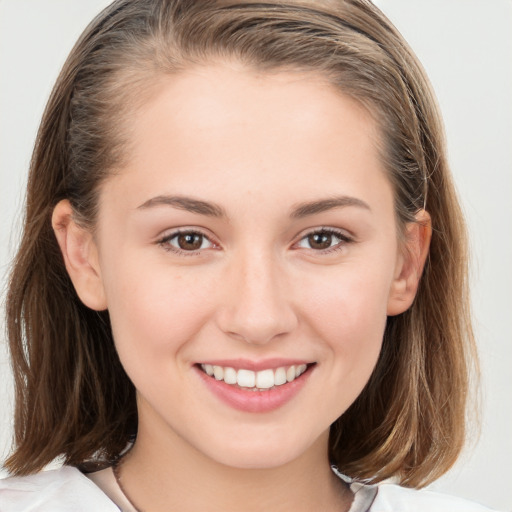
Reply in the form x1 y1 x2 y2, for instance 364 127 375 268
217 246 297 344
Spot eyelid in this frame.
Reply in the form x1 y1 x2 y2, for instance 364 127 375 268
155 226 354 256
156 227 220 254
292 227 354 253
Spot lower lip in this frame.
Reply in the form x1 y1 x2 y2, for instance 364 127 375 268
195 366 313 413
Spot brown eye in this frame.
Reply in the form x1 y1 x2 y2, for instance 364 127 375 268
296 229 351 252
161 231 213 252
307 232 333 250
176 232 204 250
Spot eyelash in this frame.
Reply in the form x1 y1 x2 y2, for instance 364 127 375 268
157 227 353 256
294 228 353 254
157 229 217 256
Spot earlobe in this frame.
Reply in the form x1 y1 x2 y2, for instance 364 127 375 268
52 199 107 311
387 210 432 316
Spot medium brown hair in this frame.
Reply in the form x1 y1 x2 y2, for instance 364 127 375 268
5 0 476 487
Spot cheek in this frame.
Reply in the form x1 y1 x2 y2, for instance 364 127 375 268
308 284 387 419
298 260 392 391
100 253 216 362
302 258 392 338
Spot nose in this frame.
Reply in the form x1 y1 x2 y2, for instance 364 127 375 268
215 250 298 345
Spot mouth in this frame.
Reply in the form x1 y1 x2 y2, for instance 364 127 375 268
195 361 315 413
198 363 311 391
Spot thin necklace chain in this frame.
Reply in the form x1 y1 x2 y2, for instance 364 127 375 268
112 456 144 512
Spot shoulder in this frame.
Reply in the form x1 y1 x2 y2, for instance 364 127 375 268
333 468 499 512
370 482 500 512
0 465 119 511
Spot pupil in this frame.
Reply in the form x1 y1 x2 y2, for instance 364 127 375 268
309 232 332 249
178 233 202 250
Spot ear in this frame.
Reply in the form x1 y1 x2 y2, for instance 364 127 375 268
52 199 107 311
387 210 432 316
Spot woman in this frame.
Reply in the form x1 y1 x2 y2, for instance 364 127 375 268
0 1 497 510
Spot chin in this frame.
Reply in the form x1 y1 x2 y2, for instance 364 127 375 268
197 428 325 470
213 448 302 470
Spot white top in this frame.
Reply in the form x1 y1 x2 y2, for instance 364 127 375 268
0 465 499 511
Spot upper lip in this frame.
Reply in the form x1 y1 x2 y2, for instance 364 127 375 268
196 358 313 371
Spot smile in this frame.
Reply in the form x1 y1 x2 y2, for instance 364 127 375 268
200 363 308 391
196 361 315 413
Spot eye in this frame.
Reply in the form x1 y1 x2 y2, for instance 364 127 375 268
158 230 215 253
295 229 352 252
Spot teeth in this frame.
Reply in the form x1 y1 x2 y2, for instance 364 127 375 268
213 366 224 380
295 364 307 378
200 363 309 390
223 367 237 385
204 364 214 376
255 369 274 389
237 369 255 388
274 367 287 386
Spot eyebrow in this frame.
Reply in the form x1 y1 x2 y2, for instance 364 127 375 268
290 196 371 218
137 195 226 218
136 194 370 219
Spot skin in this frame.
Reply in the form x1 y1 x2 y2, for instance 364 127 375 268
53 62 430 511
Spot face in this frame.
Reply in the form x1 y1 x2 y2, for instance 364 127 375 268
66 63 418 469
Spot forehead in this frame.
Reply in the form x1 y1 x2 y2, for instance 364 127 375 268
100 63 392 221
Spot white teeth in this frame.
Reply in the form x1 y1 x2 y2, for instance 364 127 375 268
213 365 224 380
255 369 274 389
237 369 256 388
200 363 310 389
223 367 237 385
274 367 287 386
296 364 307 378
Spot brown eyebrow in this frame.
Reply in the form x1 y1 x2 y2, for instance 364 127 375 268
290 196 371 218
137 194 370 219
137 195 226 218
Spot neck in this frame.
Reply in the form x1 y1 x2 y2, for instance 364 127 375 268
118 416 352 512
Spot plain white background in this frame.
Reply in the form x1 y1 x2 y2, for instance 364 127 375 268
0 1 511 510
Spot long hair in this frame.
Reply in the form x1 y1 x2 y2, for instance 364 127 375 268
5 0 476 487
